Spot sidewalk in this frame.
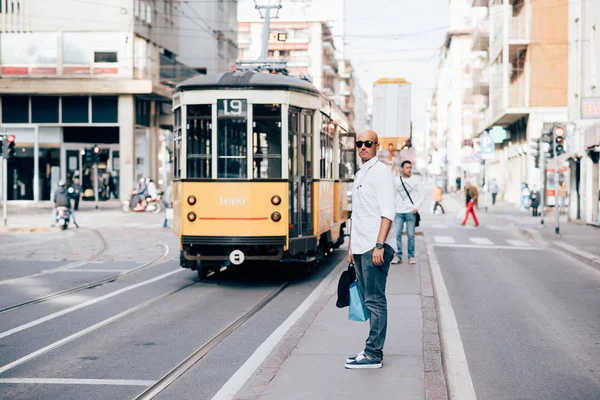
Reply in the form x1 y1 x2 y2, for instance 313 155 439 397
232 238 447 400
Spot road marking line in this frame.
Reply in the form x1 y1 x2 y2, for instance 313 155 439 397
432 243 538 250
426 242 477 400
0 278 188 375
0 269 183 340
487 225 507 231
434 236 455 244
432 224 448 229
505 239 529 247
469 237 494 245
0 378 155 386
211 257 343 400
58 269 129 273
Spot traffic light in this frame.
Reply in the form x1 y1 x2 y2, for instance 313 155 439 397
553 125 565 156
541 129 553 159
7 135 15 159
530 138 540 168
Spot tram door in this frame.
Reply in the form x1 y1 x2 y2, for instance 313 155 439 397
288 108 314 238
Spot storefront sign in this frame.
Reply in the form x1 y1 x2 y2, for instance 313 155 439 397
581 97 600 119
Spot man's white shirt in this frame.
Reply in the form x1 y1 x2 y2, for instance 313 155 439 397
350 156 397 254
394 175 425 214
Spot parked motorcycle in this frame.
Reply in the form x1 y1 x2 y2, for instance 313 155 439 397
121 191 163 214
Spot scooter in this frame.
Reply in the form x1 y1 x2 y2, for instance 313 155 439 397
121 191 163 214
56 206 70 230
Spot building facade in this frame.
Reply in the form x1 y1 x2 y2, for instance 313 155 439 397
177 0 238 75
566 0 600 225
470 0 569 205
0 0 210 203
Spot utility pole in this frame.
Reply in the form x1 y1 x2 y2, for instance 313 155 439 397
539 143 545 226
255 1 282 61
0 132 7 226
553 130 560 236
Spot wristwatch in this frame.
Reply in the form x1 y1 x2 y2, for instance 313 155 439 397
375 242 384 250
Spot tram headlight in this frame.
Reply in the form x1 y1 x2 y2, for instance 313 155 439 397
187 195 196 206
271 212 281 222
271 195 281 206
187 212 197 222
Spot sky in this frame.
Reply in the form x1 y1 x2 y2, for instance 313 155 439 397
344 0 449 133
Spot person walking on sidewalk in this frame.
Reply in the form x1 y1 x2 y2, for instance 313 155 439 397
491 178 499 206
461 182 479 227
530 185 541 217
346 129 396 370
432 185 445 214
393 160 425 265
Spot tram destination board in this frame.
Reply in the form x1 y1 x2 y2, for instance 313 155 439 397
218 99 248 118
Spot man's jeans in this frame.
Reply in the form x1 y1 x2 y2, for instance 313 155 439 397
395 212 416 259
354 244 394 362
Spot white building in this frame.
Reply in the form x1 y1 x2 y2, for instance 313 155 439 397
178 0 238 74
353 80 371 134
566 0 600 225
0 0 202 202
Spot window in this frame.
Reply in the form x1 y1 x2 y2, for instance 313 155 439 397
92 96 118 123
32 96 59 123
253 104 282 179
94 52 118 63
173 107 182 179
320 114 334 179
63 32 92 64
339 131 355 180
136 99 151 127
187 104 212 179
1 33 28 64
2 96 29 123
62 96 89 123
217 99 247 179
31 33 58 65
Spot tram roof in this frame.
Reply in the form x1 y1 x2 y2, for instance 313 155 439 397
177 71 320 95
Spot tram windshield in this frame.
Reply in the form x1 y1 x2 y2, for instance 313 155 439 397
217 99 247 179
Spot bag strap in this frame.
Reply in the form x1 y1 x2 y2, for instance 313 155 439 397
400 176 415 206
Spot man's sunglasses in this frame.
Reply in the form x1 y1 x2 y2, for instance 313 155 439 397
355 140 378 149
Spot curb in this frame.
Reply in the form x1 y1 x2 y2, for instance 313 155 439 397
517 228 600 272
0 226 50 233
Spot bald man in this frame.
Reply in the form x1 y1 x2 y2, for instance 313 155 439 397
345 130 397 369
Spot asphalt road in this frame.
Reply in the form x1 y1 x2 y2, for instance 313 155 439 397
0 213 345 400
424 210 600 400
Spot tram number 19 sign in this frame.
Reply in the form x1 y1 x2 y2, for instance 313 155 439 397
218 99 247 118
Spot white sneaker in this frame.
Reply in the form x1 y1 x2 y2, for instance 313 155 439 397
409 257 416 265
391 255 402 264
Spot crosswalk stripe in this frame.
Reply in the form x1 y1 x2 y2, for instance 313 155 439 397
487 225 507 231
432 224 448 229
434 236 455 244
506 239 529 247
469 237 494 245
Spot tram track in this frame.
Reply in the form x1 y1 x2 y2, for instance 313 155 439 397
133 279 292 400
0 244 172 314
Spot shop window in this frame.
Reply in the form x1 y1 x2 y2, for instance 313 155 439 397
7 147 34 201
136 99 151 127
252 104 282 179
62 96 89 123
92 96 118 123
2 96 29 123
63 127 119 144
32 96 59 123
187 104 212 179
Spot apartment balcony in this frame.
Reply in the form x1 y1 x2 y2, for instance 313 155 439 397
287 56 311 68
472 0 488 6
159 54 201 88
323 41 335 55
472 66 490 95
487 66 528 129
323 64 337 77
471 18 490 51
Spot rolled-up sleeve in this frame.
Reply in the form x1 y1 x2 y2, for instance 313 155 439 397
376 166 396 222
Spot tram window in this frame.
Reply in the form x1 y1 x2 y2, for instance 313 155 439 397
187 104 212 179
252 104 281 179
320 114 334 179
217 99 247 179
303 113 313 178
339 131 355 180
173 107 182 179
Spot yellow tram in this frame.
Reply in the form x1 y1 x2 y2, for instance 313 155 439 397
172 71 355 279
